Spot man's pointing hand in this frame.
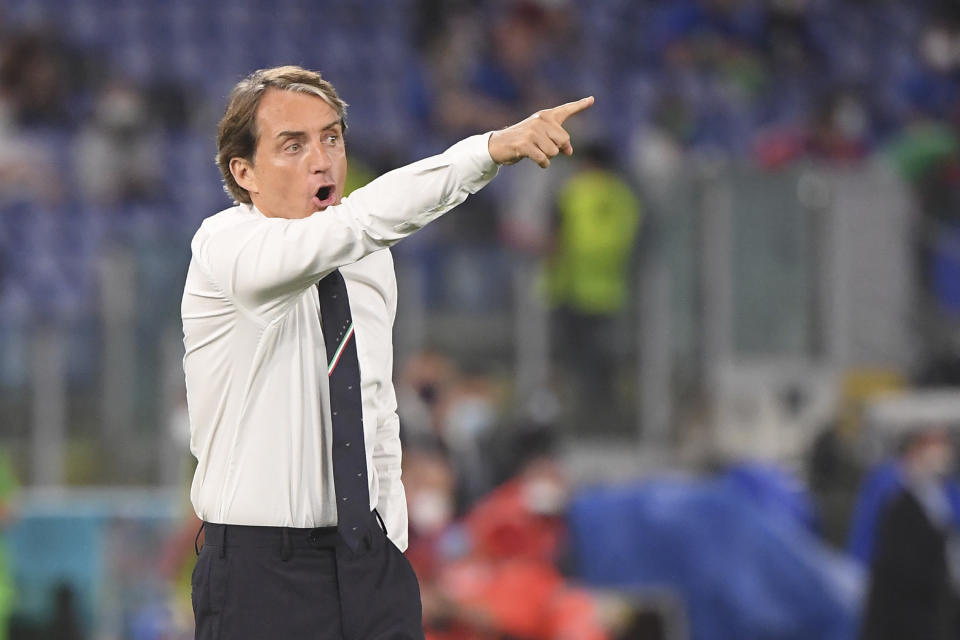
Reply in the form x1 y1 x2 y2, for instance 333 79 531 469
488 96 595 169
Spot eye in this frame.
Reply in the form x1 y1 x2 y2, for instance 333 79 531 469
284 142 301 153
324 134 341 146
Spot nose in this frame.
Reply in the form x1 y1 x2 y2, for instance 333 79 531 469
308 142 332 173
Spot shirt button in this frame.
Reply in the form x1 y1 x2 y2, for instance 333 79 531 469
347 385 353 390
345 442 351 447
332 411 337 416
342 497 349 502
357 473 362 478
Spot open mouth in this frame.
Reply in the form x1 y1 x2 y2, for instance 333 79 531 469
312 185 335 210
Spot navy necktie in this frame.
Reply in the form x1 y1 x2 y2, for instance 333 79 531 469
316 269 369 551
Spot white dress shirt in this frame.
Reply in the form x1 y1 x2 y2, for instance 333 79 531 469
181 133 498 551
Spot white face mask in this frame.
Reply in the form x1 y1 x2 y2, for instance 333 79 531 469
833 97 867 139
409 490 453 535
446 398 495 445
522 478 567 516
922 29 955 72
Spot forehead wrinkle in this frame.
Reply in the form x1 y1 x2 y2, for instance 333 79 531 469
256 91 342 138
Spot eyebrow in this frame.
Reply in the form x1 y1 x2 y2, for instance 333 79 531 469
275 120 342 140
320 119 343 132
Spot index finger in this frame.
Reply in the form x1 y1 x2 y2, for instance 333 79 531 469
545 96 595 124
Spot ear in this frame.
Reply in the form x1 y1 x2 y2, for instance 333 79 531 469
230 157 258 196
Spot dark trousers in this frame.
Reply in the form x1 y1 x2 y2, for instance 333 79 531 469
192 512 424 640
553 307 622 431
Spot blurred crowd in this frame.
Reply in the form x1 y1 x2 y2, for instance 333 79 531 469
3 0 960 638
132 354 960 639
1 0 960 328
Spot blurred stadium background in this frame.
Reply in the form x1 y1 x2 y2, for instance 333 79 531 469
2 0 960 638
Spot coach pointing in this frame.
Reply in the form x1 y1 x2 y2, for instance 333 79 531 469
181 65 592 640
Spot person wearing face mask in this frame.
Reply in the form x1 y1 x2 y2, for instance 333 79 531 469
860 426 960 640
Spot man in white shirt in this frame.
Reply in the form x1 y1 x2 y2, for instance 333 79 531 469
181 65 592 640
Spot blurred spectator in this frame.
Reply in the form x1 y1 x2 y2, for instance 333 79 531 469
405 427 611 639
848 459 905 567
401 446 459 631
440 458 608 640
629 92 693 223
487 416 560 489
886 117 959 221
886 114 960 325
0 33 64 206
860 427 960 640
919 5 960 79
809 421 865 547
398 352 503 512
753 89 870 169
0 137 60 207
434 1 565 137
398 349 461 443
74 81 163 206
807 91 870 162
813 370 902 554
442 368 503 510
546 143 642 431
0 30 72 128
142 79 198 132
764 0 818 71
0 450 18 640
404 447 457 546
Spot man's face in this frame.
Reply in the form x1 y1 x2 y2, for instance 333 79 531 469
232 88 347 219
911 430 956 479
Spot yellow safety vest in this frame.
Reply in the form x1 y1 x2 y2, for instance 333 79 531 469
548 169 642 314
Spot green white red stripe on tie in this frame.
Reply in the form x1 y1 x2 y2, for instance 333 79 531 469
327 323 355 377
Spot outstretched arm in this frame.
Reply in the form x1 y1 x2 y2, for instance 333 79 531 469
196 97 595 318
